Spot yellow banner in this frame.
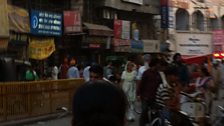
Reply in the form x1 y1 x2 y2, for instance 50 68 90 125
8 4 30 33
0 0 9 37
29 38 55 60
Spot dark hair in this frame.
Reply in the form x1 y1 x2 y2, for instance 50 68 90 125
200 66 210 76
165 65 179 76
173 53 181 61
89 64 104 76
149 57 160 67
72 80 128 126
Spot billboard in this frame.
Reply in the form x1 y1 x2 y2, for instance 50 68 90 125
64 11 82 33
30 10 62 36
176 33 212 55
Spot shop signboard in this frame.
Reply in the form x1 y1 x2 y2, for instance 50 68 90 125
114 20 130 39
30 10 62 36
176 33 212 56
122 0 143 5
0 0 9 37
142 40 160 53
64 11 82 33
131 40 143 52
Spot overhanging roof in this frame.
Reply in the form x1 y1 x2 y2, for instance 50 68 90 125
83 22 114 36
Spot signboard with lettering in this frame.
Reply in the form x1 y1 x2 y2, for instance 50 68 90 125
30 10 62 36
64 11 82 33
176 33 212 55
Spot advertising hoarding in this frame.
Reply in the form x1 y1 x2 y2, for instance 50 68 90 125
176 33 212 55
30 10 62 36
64 11 82 33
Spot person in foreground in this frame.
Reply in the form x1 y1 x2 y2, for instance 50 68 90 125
72 80 128 126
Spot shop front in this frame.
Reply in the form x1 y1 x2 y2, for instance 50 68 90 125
82 23 113 64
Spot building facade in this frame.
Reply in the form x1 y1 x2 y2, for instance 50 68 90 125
165 0 224 59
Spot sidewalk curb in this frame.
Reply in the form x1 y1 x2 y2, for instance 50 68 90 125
0 113 60 126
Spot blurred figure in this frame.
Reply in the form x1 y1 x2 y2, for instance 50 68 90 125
121 61 137 121
211 59 221 99
72 80 128 126
67 58 80 79
104 61 114 79
83 63 91 82
172 53 190 89
89 64 113 83
59 57 69 79
195 66 215 114
137 58 163 126
51 63 59 80
25 65 39 81
136 54 151 81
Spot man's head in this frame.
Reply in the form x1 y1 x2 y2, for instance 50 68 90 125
72 80 128 126
173 53 182 64
165 65 179 83
89 64 104 81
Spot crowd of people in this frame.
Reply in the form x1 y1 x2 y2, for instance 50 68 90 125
70 52 224 126
23 52 224 126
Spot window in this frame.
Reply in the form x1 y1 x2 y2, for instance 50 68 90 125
176 9 189 30
192 11 204 31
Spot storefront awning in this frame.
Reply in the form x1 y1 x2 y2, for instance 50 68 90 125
182 54 212 65
83 22 114 36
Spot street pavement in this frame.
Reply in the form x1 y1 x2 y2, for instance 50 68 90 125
20 115 140 126
15 91 224 126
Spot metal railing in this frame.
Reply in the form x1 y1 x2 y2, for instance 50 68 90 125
0 79 84 123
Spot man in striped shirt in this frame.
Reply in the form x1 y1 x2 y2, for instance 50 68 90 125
156 65 181 124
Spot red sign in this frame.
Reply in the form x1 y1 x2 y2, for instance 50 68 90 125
114 20 122 39
113 38 130 46
64 11 81 33
89 44 101 48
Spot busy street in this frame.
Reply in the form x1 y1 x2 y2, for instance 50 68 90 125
1 0 224 126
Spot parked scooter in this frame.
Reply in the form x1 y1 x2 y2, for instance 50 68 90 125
213 106 224 126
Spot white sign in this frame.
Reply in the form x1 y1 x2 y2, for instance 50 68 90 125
122 0 143 5
121 20 130 39
176 33 212 55
142 40 160 53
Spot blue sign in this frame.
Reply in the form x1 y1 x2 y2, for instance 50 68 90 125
30 10 62 36
131 40 143 52
161 6 169 28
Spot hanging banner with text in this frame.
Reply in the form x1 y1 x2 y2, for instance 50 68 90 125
30 10 62 36
29 38 55 60
0 0 9 37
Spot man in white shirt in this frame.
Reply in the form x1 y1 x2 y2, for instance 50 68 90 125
52 65 59 80
83 65 90 82
136 54 151 81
